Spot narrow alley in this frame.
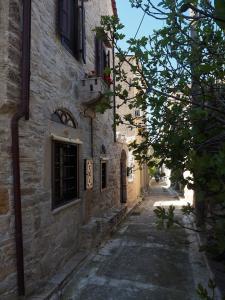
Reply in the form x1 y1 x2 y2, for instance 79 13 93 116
62 183 211 300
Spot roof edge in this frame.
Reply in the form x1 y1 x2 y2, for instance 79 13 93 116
111 0 118 17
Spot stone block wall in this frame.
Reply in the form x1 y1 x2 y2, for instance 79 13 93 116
0 0 23 298
0 0 125 298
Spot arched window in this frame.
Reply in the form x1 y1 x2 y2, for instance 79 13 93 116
51 109 77 128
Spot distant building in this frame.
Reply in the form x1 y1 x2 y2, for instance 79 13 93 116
116 56 149 205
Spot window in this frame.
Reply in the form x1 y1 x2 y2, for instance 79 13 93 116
127 164 135 182
95 37 110 77
128 78 132 91
101 144 106 155
127 152 134 182
134 109 142 117
58 0 86 63
101 161 107 190
51 109 77 128
52 140 79 208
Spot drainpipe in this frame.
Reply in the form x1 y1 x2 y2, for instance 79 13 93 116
112 39 116 142
90 117 94 157
11 0 31 296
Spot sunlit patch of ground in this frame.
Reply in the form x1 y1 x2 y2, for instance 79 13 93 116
153 199 193 207
152 180 194 208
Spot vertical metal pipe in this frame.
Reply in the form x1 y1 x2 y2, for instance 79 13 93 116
90 117 94 157
22 0 31 121
112 39 116 142
11 113 25 296
11 0 31 296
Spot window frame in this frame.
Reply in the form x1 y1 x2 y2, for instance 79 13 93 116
52 139 79 209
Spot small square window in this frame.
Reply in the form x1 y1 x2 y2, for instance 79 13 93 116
52 140 79 208
134 109 141 117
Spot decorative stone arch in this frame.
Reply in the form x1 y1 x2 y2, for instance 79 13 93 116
51 108 77 128
120 150 127 203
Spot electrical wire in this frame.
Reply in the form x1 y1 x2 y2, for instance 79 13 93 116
134 11 146 39
126 11 146 55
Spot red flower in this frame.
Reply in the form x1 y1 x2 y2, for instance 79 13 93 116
103 74 113 85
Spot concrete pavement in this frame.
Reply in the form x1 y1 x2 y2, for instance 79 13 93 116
61 182 213 300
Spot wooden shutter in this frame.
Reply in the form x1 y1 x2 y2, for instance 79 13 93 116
80 0 86 63
103 49 107 71
95 37 104 77
58 0 70 40
59 0 80 59
74 0 80 59
107 50 110 68
95 37 100 76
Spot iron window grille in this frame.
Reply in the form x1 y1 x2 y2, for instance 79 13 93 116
52 140 79 208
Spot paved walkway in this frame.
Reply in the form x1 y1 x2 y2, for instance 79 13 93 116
62 183 212 300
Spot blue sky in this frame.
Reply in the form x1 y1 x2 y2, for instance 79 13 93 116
116 0 164 50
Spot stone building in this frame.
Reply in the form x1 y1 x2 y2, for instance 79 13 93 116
0 1 149 298
116 56 149 205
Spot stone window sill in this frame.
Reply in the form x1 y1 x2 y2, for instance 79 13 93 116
52 198 81 215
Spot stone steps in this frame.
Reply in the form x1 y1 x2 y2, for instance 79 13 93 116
79 206 128 251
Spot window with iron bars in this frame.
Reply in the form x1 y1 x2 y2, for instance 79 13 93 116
52 140 79 208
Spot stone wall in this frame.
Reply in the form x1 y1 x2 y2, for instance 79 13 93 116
0 0 23 298
0 0 125 298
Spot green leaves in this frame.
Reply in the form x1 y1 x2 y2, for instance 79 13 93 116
97 1 225 276
214 0 225 30
94 96 112 114
196 279 216 300
182 202 194 215
154 205 175 229
196 284 210 299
